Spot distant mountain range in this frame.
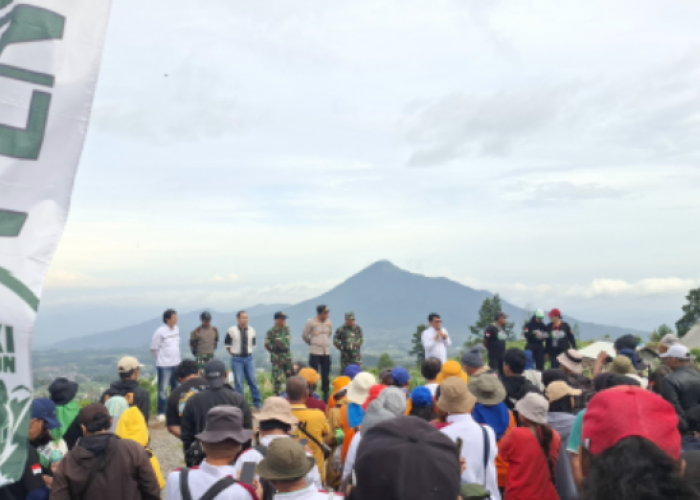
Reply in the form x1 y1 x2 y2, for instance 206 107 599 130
47 261 647 353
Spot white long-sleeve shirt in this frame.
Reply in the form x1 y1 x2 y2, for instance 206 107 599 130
342 431 362 481
166 461 255 500
421 326 452 364
150 325 181 367
440 414 501 500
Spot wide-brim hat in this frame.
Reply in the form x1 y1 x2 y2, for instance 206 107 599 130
437 377 476 414
255 438 316 481
557 349 584 375
468 375 506 406
195 406 253 444
515 393 549 425
255 397 298 426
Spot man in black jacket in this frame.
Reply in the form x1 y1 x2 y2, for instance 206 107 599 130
523 309 547 370
546 308 576 368
501 348 541 415
180 358 253 458
100 356 151 423
661 345 700 430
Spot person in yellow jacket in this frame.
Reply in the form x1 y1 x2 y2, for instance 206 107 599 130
115 406 165 488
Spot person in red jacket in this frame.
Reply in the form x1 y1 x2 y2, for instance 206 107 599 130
500 393 560 500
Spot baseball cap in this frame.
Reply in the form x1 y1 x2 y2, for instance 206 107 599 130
117 356 144 373
196 406 253 444
548 308 562 318
410 386 433 407
274 311 287 320
390 367 411 386
515 393 549 425
200 311 212 321
256 438 315 481
298 367 320 386
545 381 582 403
346 372 376 405
32 398 61 430
255 397 298 426
494 311 508 321
351 416 461 500
204 358 227 389
78 403 110 427
316 304 329 314
345 312 356 320
583 386 681 459
660 344 695 360
344 364 362 380
534 309 545 319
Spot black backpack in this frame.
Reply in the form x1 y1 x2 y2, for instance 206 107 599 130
179 468 239 500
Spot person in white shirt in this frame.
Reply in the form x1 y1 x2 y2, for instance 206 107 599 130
233 397 321 489
438 377 501 500
166 406 257 500
151 308 181 422
224 311 262 409
421 313 452 364
421 357 442 397
256 438 339 500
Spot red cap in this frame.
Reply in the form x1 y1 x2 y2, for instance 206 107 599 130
548 308 562 318
582 386 681 459
363 384 387 410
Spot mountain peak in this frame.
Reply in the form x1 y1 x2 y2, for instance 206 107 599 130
360 260 402 274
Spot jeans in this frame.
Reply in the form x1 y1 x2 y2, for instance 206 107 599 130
231 355 261 408
157 366 178 415
309 354 331 402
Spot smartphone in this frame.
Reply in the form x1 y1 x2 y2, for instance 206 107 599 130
299 439 309 447
240 462 257 485
456 437 463 456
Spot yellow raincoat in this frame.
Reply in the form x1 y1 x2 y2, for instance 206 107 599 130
115 407 165 488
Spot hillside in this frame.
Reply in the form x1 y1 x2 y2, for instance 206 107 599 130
47 261 647 353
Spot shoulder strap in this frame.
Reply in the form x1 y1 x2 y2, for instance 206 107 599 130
180 468 192 500
480 426 490 487
200 477 238 500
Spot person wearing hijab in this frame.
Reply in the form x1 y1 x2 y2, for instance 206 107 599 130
115 406 165 488
105 396 129 433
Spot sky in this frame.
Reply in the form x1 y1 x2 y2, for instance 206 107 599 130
35 0 700 342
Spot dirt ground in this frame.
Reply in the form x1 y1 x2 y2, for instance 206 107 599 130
149 420 184 499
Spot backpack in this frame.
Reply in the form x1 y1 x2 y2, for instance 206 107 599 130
185 440 206 467
179 468 238 500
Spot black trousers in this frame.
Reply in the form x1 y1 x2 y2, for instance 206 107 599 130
309 354 331 401
488 353 504 376
548 349 562 368
526 344 546 371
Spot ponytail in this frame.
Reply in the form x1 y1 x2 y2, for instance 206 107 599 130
532 423 555 483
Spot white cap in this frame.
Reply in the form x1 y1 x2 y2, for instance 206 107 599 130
659 344 694 360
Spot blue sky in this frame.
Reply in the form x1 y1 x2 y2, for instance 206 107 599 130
36 0 700 342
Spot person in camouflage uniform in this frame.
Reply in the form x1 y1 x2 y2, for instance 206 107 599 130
190 311 219 372
265 311 293 395
333 312 364 372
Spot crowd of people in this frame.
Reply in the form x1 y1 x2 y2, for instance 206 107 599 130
4 307 700 500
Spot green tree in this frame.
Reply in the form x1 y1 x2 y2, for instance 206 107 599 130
467 294 514 346
677 288 700 338
409 324 428 366
377 352 395 370
650 324 674 343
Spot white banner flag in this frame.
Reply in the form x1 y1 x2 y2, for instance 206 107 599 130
0 0 111 484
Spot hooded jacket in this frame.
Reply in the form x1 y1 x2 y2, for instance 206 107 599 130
115 407 165 488
50 434 160 500
548 412 579 500
501 376 542 411
100 379 151 423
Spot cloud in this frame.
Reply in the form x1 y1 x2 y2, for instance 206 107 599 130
209 274 240 283
44 270 117 289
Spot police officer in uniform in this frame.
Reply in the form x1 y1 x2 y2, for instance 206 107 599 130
333 312 364 372
264 312 293 395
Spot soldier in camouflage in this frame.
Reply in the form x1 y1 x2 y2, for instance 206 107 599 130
265 311 293 395
333 312 364 372
190 311 219 372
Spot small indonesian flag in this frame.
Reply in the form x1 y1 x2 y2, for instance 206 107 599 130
31 464 42 476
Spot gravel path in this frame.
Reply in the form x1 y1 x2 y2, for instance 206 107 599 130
149 420 184 499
